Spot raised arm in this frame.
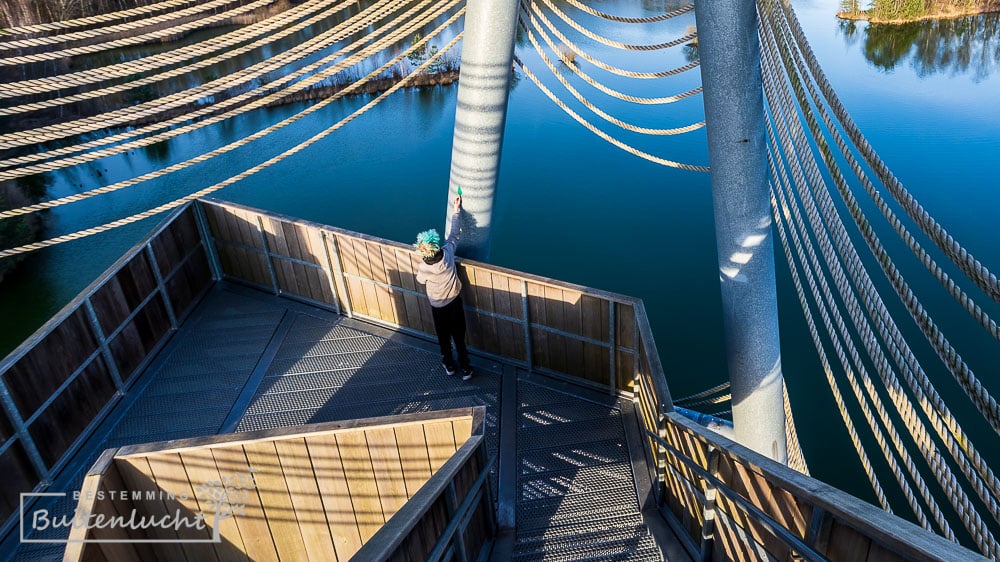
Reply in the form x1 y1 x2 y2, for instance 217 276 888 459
444 196 462 248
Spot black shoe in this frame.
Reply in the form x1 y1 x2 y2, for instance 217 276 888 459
443 362 457 376
461 366 473 381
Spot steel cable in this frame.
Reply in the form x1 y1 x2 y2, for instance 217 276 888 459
560 0 693 24
533 0 695 51
0 0 207 37
525 1 700 79
768 0 1000 432
763 1 1000 522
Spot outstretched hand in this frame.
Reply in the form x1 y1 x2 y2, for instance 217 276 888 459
453 196 462 211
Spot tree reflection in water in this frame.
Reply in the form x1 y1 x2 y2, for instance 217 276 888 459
840 12 1000 80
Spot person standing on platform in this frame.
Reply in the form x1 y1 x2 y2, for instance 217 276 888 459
415 195 473 380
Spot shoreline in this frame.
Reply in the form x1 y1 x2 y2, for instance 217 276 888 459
837 5 1000 24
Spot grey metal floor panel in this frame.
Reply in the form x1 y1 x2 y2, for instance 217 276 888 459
513 377 663 561
10 284 665 561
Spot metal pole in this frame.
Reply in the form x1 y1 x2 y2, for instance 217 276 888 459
446 0 519 260
693 0 787 462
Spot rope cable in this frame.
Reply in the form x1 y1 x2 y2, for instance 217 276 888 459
0 0 208 37
761 6 1000 552
0 0 276 66
532 0 695 51
776 0 1000 305
0 23 464 260
0 0 404 150
521 4 702 105
0 0 461 219
559 0 693 24
526 2 700 79
519 16 704 136
0 0 346 98
0 0 246 51
513 56 709 172
768 110 952 538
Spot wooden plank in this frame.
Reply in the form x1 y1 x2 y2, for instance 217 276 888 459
354 241 383 321
337 237 368 316
99 462 157 561
135 453 218 561
273 438 339 562
393 424 432 498
715 493 788 561
616 302 636 350
365 427 409 522
423 420 458 473
210 446 280 562
526 282 549 369
242 441 309 561
336 430 386 541
713 507 773 562
470 268 498 354
381 247 410 329
543 285 568 373
305 433 363 561
451 417 473 446
179 448 249 561
394 248 425 334
366 242 397 325
866 541 907 562
111 457 185 560
827 519 872 562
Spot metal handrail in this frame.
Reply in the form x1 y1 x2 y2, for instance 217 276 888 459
644 428 828 562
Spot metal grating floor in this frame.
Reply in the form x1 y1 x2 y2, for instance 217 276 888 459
10 283 673 561
512 379 664 561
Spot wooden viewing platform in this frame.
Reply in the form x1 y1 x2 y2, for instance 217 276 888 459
0 200 984 561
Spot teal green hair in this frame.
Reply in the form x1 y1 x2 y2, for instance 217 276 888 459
414 229 441 257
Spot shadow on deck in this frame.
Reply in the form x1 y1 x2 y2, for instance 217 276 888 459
2 200 982 562
12 283 684 561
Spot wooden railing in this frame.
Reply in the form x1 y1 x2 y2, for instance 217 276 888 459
64 407 494 562
0 204 213 532
3 197 987 561
650 413 986 562
198 198 644 394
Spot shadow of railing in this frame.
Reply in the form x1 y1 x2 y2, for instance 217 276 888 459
193 197 990 561
0 203 215 543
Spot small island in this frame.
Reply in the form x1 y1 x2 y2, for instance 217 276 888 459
838 0 1000 23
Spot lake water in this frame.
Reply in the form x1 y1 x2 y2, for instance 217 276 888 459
1 0 999 516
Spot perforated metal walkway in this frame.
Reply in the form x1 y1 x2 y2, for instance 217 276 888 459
11 283 680 561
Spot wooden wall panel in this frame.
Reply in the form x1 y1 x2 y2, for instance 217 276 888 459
151 207 201 276
306 433 362 561
243 440 310 561
91 252 158 334
826 519 873 562
29 355 116 466
0 442 40 522
216 243 271 288
164 249 212 318
4 307 98 419
107 293 171 382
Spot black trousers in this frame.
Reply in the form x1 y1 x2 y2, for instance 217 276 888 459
431 296 469 369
